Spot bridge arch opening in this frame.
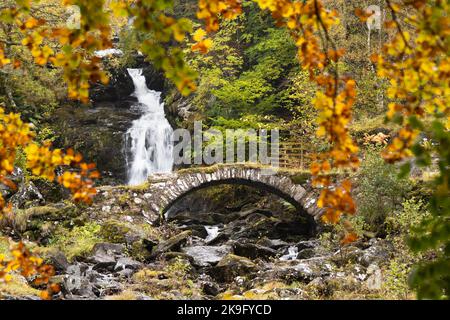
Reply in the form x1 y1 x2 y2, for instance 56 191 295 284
164 178 318 237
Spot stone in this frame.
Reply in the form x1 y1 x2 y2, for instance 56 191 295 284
182 224 208 239
257 238 289 250
232 242 278 260
202 281 220 296
331 246 363 266
160 252 195 264
210 254 257 283
114 257 142 271
10 181 44 209
91 243 124 256
357 239 392 267
182 245 232 267
48 250 70 272
296 248 316 260
91 253 116 270
296 240 320 251
89 243 124 270
365 264 382 290
140 166 319 230
151 230 192 257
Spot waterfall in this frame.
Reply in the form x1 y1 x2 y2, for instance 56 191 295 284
125 68 174 185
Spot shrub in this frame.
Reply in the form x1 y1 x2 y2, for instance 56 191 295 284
386 198 430 237
356 147 411 234
383 259 413 300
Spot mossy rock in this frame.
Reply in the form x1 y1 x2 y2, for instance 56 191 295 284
100 220 132 244
129 240 153 261
13 204 80 240
210 254 256 283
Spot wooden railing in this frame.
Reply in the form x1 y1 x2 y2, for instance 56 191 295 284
277 140 312 170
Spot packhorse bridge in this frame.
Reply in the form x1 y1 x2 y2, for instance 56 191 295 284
115 164 323 225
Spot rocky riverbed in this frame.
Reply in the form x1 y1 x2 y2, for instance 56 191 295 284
0 182 394 300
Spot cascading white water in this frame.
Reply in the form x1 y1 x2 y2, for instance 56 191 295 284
125 68 174 185
205 226 220 242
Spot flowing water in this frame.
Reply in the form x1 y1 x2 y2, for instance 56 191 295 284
279 246 299 261
205 226 220 242
125 68 174 185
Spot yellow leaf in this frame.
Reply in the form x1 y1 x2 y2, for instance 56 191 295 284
193 28 207 42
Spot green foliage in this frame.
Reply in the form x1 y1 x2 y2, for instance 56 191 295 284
404 121 450 300
49 223 102 261
386 198 430 237
167 257 192 278
383 259 413 300
356 148 411 234
179 5 301 126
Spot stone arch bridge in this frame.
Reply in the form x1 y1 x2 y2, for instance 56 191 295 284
116 164 323 225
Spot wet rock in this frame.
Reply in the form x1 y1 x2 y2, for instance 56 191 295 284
257 238 289 250
269 220 312 239
297 248 316 260
206 232 230 245
90 66 134 102
232 242 277 260
53 104 142 183
151 230 192 257
202 281 221 296
237 208 273 220
182 224 208 239
229 215 278 240
210 254 257 283
296 240 320 251
182 245 232 267
114 257 142 271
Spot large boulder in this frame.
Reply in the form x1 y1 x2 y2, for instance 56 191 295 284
210 254 257 283
182 245 232 267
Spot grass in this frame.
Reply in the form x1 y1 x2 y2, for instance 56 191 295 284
0 237 11 259
0 275 41 298
105 290 138 300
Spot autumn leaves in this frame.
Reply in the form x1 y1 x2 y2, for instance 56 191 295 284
192 0 360 238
